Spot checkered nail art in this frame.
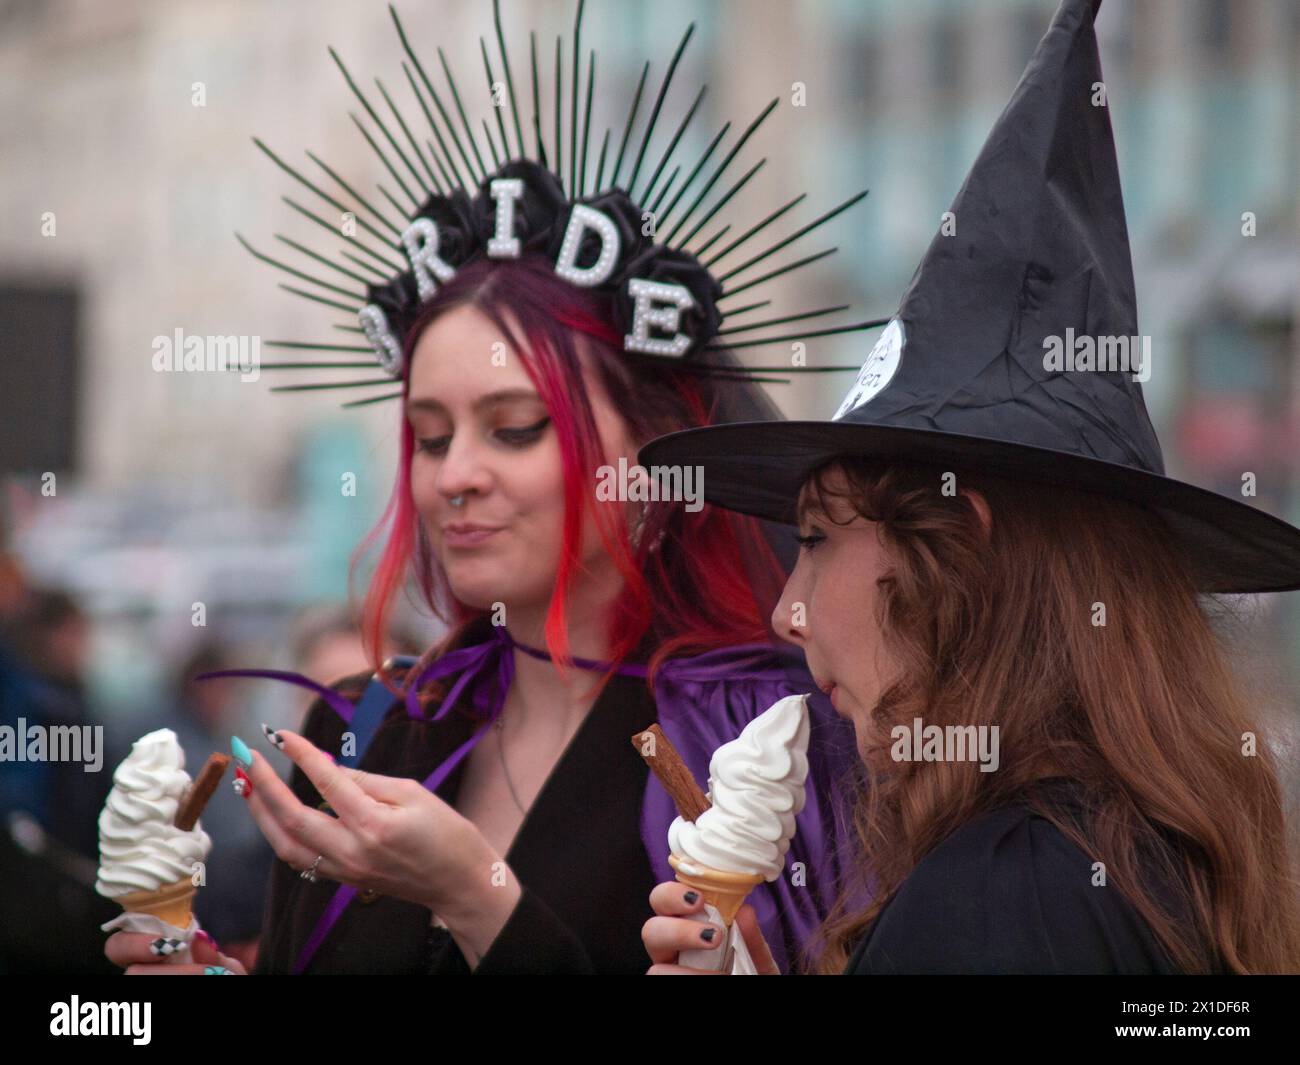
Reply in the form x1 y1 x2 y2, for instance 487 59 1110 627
261 723 285 750
149 937 185 957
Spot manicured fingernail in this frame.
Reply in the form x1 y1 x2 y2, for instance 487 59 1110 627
203 965 232 975
231 735 252 768
683 891 699 905
261 723 285 750
233 767 253 798
195 929 218 950
149 937 184 956
700 927 717 943
324 752 336 764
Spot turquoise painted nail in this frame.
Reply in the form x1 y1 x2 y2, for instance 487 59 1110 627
203 965 231 975
231 736 252 769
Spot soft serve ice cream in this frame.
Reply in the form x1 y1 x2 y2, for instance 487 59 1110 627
668 693 810 881
96 729 211 899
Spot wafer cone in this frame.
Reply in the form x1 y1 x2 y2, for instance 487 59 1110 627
669 853 764 926
114 877 197 929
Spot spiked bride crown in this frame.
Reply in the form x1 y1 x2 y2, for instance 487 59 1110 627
237 0 884 407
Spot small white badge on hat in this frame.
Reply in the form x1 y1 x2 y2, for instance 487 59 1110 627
832 317 904 420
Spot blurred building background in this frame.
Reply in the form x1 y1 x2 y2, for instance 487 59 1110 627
1 0 1298 965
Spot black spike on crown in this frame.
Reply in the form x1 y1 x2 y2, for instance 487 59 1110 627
240 0 886 403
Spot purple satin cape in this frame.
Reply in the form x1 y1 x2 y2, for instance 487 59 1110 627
203 625 859 973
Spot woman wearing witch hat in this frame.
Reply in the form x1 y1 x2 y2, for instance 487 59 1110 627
103 1 872 975
642 0 1300 974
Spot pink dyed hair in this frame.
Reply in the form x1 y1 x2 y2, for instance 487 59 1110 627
350 255 785 702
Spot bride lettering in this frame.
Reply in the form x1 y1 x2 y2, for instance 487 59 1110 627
360 177 696 375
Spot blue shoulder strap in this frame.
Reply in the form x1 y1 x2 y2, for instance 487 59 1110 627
338 655 418 770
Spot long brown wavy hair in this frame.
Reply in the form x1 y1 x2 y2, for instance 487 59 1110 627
800 456 1300 974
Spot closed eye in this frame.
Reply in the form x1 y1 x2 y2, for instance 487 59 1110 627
415 416 550 456
795 531 826 551
495 416 551 446
416 436 450 456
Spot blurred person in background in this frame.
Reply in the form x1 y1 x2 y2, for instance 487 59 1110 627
0 561 118 972
0 548 39 822
1 587 108 859
284 602 426 731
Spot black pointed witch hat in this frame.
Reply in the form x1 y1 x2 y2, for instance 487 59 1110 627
639 0 1300 594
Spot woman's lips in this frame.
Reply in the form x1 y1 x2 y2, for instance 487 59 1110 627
441 523 504 548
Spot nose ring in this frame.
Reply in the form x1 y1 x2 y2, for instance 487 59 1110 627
450 495 465 507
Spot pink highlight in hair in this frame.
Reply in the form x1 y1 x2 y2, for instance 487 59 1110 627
349 255 784 704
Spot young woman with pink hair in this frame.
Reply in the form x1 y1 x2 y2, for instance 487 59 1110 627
106 254 857 975
103 0 877 975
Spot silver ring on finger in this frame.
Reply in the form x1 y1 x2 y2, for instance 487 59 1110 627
300 854 324 883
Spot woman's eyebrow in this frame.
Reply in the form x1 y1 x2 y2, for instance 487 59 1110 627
406 389 541 417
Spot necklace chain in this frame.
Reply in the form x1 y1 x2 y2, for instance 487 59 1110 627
494 718 528 814
494 713 584 816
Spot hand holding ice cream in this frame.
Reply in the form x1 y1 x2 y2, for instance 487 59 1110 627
96 729 227 962
636 693 812 973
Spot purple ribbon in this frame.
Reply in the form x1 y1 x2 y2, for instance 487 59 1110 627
203 626 785 974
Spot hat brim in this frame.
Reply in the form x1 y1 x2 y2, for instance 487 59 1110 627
637 421 1300 594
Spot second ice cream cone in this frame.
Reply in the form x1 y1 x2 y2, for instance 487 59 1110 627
669 853 764 925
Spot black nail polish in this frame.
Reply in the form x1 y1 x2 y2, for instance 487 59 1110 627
683 891 699 905
700 927 716 943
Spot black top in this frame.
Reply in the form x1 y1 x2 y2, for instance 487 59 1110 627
254 661 660 974
844 781 1198 975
